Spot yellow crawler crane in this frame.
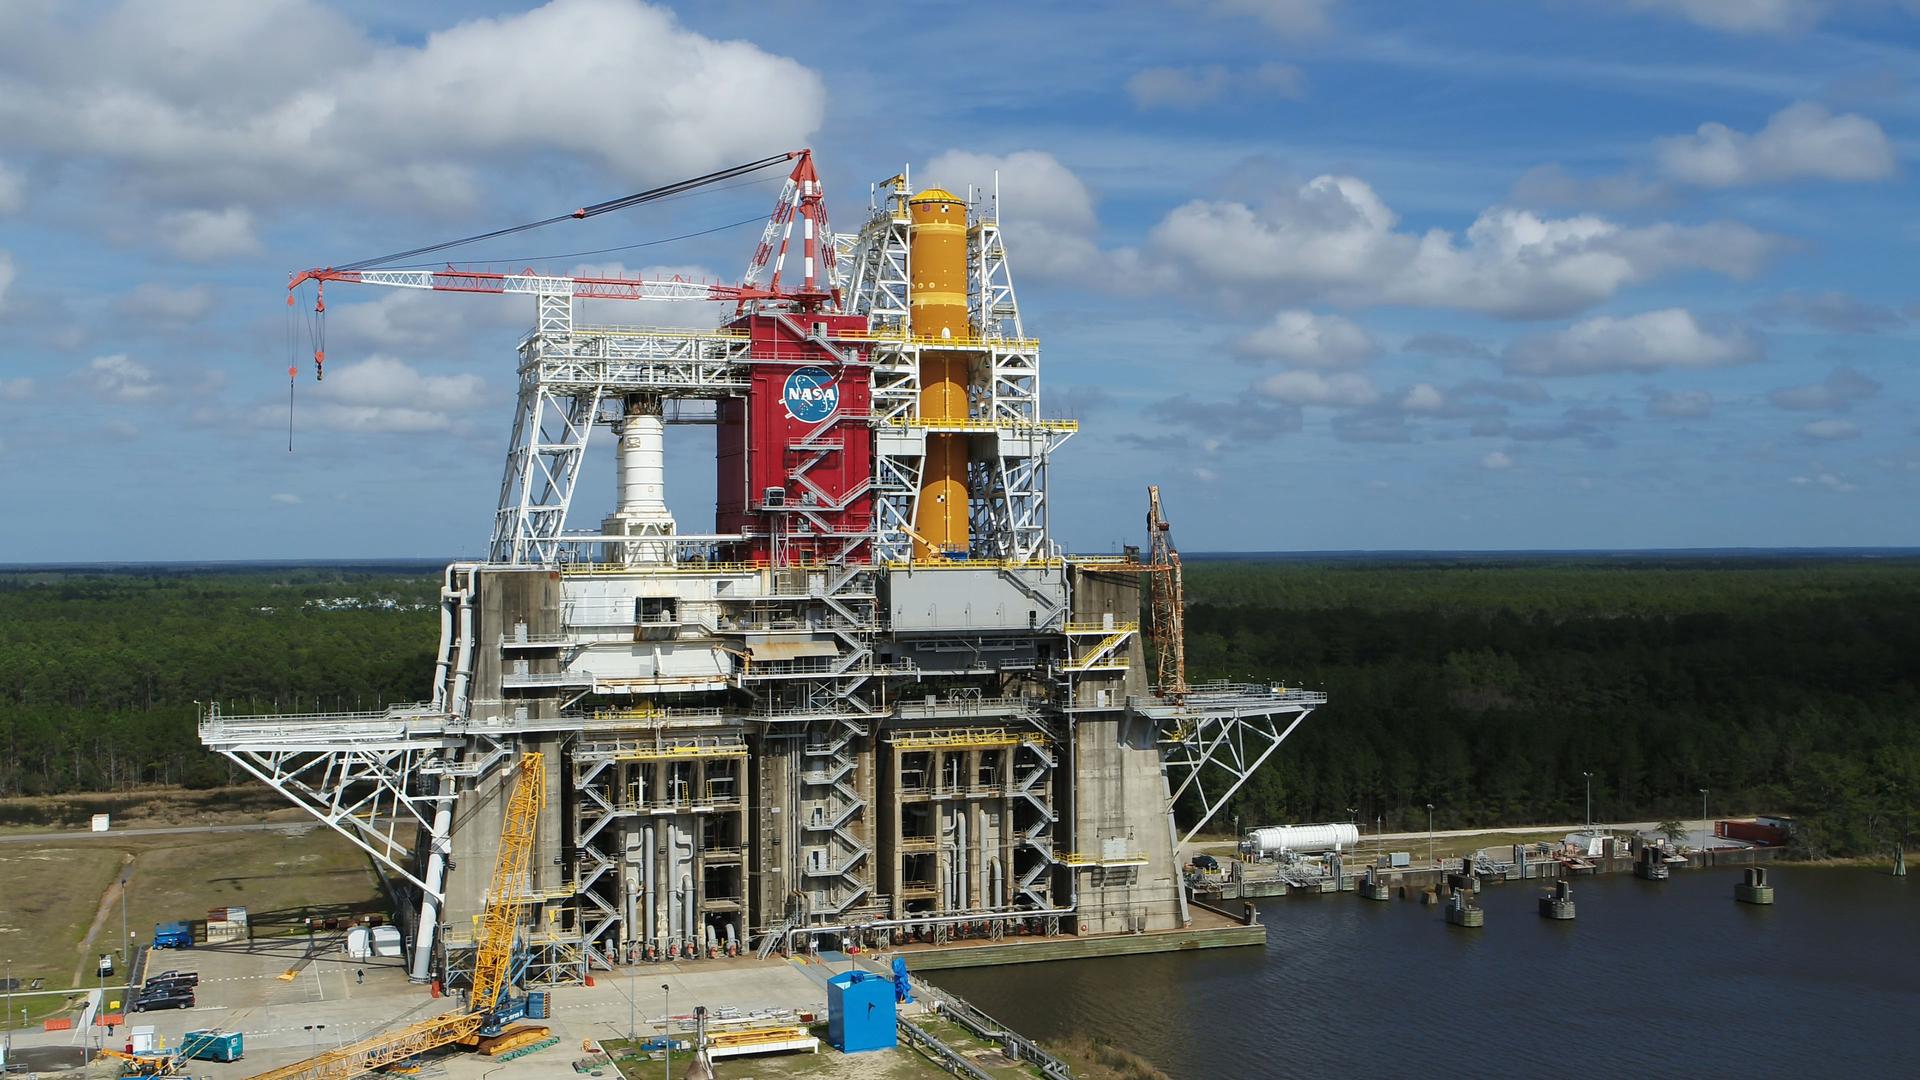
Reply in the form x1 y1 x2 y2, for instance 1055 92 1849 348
244 753 549 1080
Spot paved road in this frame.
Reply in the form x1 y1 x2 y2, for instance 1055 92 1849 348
0 820 319 844
1184 818 1735 859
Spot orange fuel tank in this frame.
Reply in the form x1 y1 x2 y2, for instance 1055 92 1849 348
908 187 971 560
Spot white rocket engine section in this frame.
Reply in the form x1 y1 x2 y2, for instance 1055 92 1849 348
1242 823 1360 857
603 401 676 564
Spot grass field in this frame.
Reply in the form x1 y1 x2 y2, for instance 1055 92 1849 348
0 827 385 1025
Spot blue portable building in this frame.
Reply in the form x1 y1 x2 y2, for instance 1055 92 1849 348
826 970 895 1054
181 1030 243 1063
152 921 193 949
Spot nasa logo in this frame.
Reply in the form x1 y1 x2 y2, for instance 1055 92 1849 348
782 366 839 423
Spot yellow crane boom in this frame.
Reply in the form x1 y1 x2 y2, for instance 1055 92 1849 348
244 752 547 1080
1146 485 1188 698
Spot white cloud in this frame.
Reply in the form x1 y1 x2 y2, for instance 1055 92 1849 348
1656 102 1896 187
1399 383 1448 413
317 356 486 412
1481 450 1515 470
1126 62 1305 109
0 0 823 214
297 355 489 434
1801 418 1860 440
157 207 261 260
0 377 33 401
1128 66 1232 109
1768 366 1880 411
84 354 162 402
1230 310 1378 368
1620 0 1827 34
1148 175 1779 319
1790 471 1857 492
923 149 1099 279
1203 0 1337 35
0 162 22 214
1647 389 1713 418
119 282 216 322
1254 370 1378 406
1503 309 1763 376
270 492 302 505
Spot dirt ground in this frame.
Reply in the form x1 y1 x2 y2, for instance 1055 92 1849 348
0 786 305 834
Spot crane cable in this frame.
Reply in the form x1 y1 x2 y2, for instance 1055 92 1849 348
332 152 796 272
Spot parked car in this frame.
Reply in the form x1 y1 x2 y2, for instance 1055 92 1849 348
133 990 194 1012
1192 853 1220 871
144 970 199 988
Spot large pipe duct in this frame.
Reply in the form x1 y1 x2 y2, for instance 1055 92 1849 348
908 187 971 560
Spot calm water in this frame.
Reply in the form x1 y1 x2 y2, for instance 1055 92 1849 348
930 867 1916 1079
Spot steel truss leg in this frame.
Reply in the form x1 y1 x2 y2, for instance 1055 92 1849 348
1161 707 1315 844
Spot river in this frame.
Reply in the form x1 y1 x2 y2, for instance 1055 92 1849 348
928 866 1915 1079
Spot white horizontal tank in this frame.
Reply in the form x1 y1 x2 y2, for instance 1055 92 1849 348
1242 823 1361 856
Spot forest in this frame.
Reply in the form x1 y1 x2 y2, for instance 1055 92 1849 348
1 555 1913 858
0 566 439 794
1180 554 1920 859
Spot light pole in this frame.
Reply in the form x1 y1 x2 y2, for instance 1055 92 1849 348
304 1024 325 1057
1700 788 1709 855
661 982 672 1076
627 957 636 1044
1425 803 1436 869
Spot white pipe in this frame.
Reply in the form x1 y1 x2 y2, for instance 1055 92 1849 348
625 864 639 941
449 581 475 715
673 823 694 941
643 823 656 947
407 777 456 982
956 812 968 909
941 812 958 909
667 822 682 941
980 824 992 908
430 584 455 709
990 857 1003 908
680 873 694 950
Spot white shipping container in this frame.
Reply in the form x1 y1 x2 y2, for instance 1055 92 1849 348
91 814 110 833
371 925 402 957
344 927 371 959
131 1025 158 1053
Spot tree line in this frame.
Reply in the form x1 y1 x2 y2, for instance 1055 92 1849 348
0 570 439 795
1174 555 1920 862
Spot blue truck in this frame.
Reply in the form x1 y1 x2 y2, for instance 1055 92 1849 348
152 921 194 949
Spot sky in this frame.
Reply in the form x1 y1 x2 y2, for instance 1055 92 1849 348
1 0 1918 561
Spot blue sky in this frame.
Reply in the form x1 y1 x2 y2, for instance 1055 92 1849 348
1 0 1917 561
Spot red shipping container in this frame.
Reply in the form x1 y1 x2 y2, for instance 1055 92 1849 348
716 313 874 566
